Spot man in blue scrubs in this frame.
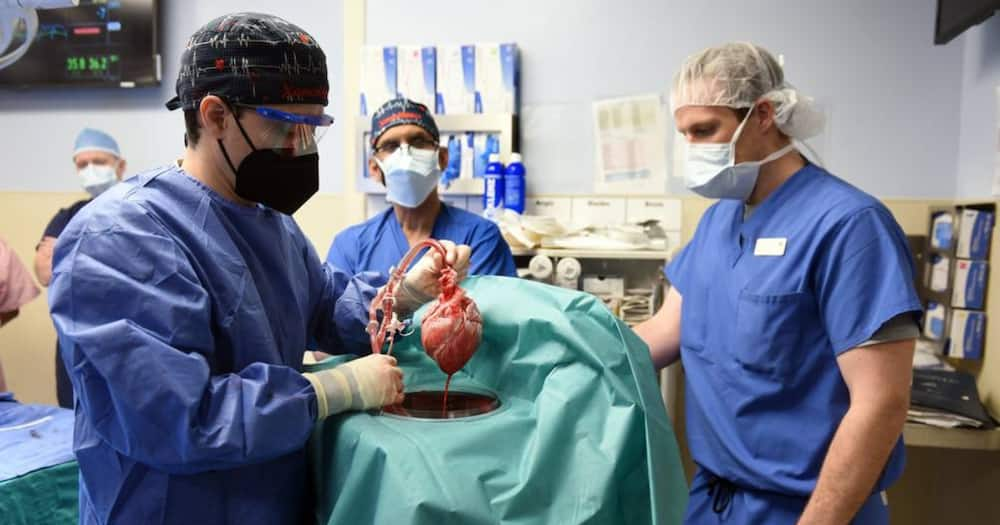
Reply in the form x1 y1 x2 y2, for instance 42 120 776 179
327 98 516 277
48 14 469 524
36 128 128 408
635 42 921 524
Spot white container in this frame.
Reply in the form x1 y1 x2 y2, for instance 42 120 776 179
570 197 626 229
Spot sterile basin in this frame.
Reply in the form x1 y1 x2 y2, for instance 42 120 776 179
383 388 501 420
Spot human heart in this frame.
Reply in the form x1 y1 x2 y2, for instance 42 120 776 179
420 268 482 375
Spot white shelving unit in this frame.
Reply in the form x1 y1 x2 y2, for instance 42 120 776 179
356 113 517 196
904 423 1000 451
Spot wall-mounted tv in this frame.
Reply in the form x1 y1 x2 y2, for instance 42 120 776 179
935 0 1000 45
0 0 160 88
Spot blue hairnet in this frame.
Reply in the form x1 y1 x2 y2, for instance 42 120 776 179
73 128 120 158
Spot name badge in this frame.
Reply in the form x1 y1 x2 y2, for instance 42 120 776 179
754 237 787 256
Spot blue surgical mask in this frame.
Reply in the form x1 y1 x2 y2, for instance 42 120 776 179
376 145 442 208
683 108 796 201
79 163 118 198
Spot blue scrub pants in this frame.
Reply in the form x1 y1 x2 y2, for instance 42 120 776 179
683 468 888 525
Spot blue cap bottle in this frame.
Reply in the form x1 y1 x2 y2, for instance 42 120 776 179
483 153 505 220
503 153 525 214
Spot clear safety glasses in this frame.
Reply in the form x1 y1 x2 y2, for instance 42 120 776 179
233 103 335 157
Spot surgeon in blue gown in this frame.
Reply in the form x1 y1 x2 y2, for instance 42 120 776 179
327 98 516 278
635 43 922 525
47 14 469 525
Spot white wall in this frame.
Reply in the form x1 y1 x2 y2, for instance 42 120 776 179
0 0 975 199
0 0 345 193
367 0 965 198
955 13 1000 199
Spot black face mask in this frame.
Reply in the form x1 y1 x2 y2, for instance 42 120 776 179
218 112 319 215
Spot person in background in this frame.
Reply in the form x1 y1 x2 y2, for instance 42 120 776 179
635 42 920 524
48 13 469 524
0 236 41 391
35 127 126 408
327 97 516 278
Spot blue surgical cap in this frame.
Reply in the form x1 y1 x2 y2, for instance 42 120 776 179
73 128 121 158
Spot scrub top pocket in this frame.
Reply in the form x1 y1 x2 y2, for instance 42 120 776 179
734 290 814 378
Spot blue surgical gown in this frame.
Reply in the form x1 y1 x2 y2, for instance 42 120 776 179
326 204 517 277
666 164 921 523
48 165 383 525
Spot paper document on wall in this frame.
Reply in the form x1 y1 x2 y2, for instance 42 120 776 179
593 94 668 194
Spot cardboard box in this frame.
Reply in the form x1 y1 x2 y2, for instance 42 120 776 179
360 45 398 116
952 259 988 309
930 212 954 250
923 301 947 340
956 209 994 260
949 309 986 359
397 46 436 110
927 254 950 293
435 45 476 114
475 43 519 114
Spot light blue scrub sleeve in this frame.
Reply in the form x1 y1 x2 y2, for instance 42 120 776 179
467 223 517 277
814 207 922 355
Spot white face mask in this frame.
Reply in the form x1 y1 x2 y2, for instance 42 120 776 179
375 145 442 208
79 163 118 198
683 107 796 201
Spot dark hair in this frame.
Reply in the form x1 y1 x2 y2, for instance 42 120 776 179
183 103 243 147
183 110 201 146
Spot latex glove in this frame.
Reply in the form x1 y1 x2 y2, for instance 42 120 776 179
303 354 404 420
396 240 471 314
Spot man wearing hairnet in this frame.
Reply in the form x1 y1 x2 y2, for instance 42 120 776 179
48 13 469 524
636 42 920 524
35 127 126 408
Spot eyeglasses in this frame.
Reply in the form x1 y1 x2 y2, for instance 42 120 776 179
373 137 439 156
232 102 335 155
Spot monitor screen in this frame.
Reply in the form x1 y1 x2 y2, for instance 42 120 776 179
936 0 1000 45
0 0 160 88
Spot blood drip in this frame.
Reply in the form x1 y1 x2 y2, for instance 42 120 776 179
420 266 483 415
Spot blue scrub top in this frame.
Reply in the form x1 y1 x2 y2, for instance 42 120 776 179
666 164 921 497
48 165 383 525
327 204 517 277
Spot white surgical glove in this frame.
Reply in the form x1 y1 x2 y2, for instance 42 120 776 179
303 354 404 420
395 240 472 315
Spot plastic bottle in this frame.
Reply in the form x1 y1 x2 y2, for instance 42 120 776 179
503 152 525 214
482 153 505 220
